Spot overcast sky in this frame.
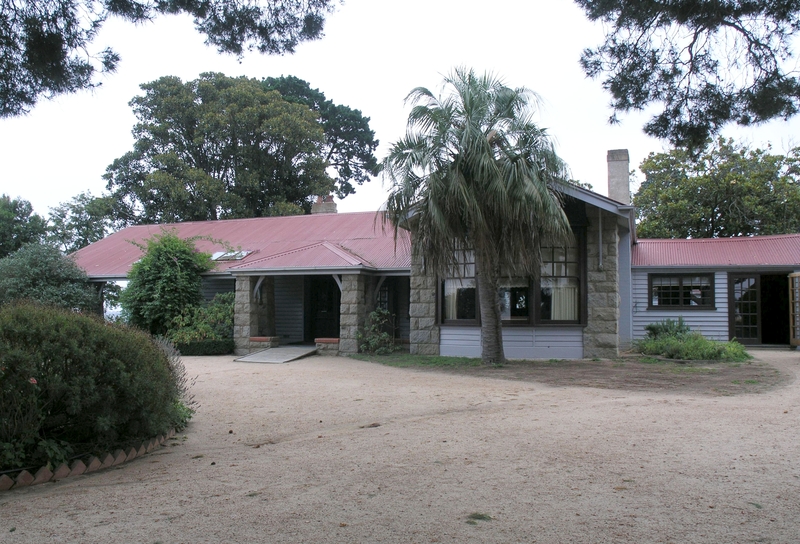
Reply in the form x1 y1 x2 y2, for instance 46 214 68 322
2 0 799 217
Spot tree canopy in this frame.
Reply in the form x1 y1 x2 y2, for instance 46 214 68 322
105 73 351 224
48 191 118 253
263 75 379 198
0 195 47 259
634 138 800 238
577 0 800 149
382 68 572 365
0 0 339 117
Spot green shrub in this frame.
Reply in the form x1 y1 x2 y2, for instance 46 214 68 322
644 317 691 339
0 302 195 471
120 231 214 335
167 292 234 344
635 330 752 361
0 243 100 311
357 308 400 355
174 338 235 356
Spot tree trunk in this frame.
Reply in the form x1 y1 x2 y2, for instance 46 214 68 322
475 251 505 365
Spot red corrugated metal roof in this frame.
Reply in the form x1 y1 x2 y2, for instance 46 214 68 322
632 234 800 267
72 212 411 279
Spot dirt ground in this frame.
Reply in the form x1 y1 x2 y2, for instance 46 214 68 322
409 354 789 396
2 349 799 543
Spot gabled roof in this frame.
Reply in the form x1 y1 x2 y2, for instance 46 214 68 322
632 234 800 268
72 212 411 280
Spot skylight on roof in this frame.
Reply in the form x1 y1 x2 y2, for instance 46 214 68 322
211 250 251 261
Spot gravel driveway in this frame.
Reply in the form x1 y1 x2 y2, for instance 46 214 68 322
2 350 799 543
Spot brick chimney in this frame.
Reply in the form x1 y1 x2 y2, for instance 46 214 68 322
311 194 337 214
607 149 630 205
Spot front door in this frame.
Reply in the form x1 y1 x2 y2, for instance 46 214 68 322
309 275 341 339
729 275 760 344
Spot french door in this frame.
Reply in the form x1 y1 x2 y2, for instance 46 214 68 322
729 275 760 344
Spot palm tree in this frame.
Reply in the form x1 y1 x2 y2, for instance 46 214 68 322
382 68 572 365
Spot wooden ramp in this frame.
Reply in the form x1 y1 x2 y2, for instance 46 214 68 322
235 346 318 364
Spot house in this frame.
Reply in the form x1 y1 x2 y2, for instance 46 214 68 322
73 201 412 355
72 152 800 358
631 234 800 345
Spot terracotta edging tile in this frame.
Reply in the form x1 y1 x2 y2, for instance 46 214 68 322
1 428 176 492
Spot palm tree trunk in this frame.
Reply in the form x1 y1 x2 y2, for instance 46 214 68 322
475 251 505 365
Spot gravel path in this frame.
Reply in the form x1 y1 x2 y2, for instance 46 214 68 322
2 350 799 543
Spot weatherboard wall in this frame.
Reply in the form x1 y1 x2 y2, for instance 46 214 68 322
440 326 584 359
274 276 305 344
631 269 729 341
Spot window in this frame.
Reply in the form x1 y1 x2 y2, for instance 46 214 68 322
441 250 477 322
499 279 529 322
649 274 714 309
439 234 585 325
211 250 252 261
538 242 581 322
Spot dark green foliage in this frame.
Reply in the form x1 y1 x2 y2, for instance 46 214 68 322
1 0 339 117
120 231 214 335
577 0 800 148
0 302 194 470
0 243 100 311
262 75 379 198
104 73 338 223
634 138 800 238
48 191 119 253
174 339 235 356
0 194 47 258
167 292 235 344
644 317 691 339
635 318 751 361
357 308 400 355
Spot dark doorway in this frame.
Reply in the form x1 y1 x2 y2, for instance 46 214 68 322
729 273 791 345
306 275 340 340
761 274 790 344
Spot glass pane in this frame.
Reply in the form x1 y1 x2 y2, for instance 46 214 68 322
566 263 579 277
541 277 579 321
499 282 529 321
566 246 579 262
443 278 476 320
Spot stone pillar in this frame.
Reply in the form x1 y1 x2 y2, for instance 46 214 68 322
584 208 621 359
234 276 255 355
233 276 278 355
339 274 366 355
409 252 440 355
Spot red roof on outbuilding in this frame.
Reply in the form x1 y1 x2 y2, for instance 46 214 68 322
632 234 800 268
72 212 411 279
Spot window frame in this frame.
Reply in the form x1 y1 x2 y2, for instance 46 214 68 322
437 228 587 327
647 273 716 310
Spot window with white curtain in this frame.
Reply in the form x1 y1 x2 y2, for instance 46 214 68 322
539 241 581 323
438 234 584 325
441 250 477 321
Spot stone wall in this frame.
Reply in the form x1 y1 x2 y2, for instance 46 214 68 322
234 276 254 355
584 208 621 358
409 252 440 355
339 274 366 355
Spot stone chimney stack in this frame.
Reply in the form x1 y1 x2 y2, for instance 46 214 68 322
607 149 630 205
311 194 337 214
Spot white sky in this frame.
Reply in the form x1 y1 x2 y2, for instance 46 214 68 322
2 0 799 217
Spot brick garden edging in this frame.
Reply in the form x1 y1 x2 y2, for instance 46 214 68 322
0 428 176 492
